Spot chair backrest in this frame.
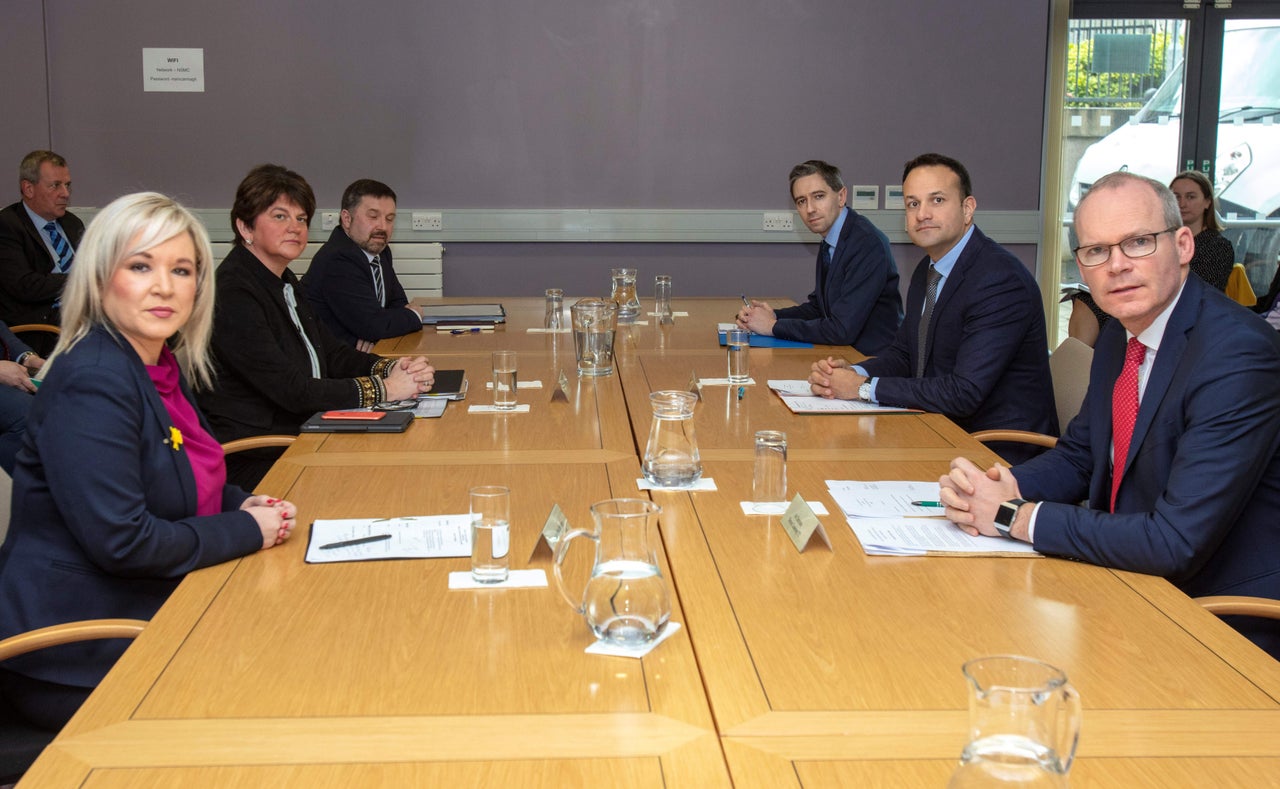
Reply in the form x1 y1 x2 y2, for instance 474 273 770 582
1049 337 1093 432
0 619 146 783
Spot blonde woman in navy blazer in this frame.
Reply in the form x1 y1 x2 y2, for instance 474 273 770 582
0 193 296 731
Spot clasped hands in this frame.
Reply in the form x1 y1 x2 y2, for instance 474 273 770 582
807 356 865 399
735 300 776 336
242 495 298 549
384 355 435 400
938 457 1026 540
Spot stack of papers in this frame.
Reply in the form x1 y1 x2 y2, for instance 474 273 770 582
827 480 1040 557
304 515 471 564
767 380 918 414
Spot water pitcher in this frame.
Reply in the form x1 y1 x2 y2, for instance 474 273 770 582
609 267 641 322
642 390 701 487
552 499 671 648
948 655 1082 788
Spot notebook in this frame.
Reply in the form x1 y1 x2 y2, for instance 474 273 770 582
419 303 507 325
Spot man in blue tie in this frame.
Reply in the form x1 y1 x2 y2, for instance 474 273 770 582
736 160 902 353
0 150 84 352
303 179 422 351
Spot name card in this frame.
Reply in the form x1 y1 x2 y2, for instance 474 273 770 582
687 370 702 400
780 494 832 553
530 503 571 561
552 370 571 402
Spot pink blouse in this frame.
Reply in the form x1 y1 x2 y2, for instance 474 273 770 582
146 347 227 516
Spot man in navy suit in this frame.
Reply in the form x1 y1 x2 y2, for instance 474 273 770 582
0 151 83 353
736 160 902 353
940 171 1280 659
304 179 422 351
808 153 1057 463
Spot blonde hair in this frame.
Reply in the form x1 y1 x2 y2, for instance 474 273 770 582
45 192 219 389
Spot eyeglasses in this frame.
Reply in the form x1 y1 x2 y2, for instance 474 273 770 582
1073 227 1179 268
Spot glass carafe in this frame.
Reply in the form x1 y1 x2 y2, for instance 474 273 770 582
553 498 671 647
610 267 641 322
948 655 1082 788
642 390 701 487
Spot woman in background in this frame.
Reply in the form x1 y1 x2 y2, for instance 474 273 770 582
198 164 433 488
1170 169 1235 292
0 193 295 731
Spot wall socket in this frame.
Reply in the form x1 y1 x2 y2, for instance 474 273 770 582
762 212 794 232
321 211 338 230
412 212 443 231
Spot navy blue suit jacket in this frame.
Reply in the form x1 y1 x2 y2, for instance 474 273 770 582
0 201 83 326
773 207 902 353
860 226 1057 462
0 327 262 687
1015 275 1280 657
303 226 422 347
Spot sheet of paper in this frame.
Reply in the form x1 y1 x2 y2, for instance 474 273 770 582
846 518 1041 557
778 395 915 414
825 480 947 518
305 515 471 564
767 379 813 395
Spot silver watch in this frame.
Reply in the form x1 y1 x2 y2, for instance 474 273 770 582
858 382 872 401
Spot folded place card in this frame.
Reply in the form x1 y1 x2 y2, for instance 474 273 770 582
780 495 832 552
635 477 717 492
448 569 549 590
552 370 571 402
699 377 757 387
584 622 681 658
740 500 829 516
530 503 571 561
468 404 532 414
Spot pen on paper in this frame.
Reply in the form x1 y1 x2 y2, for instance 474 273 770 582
910 501 945 508
319 534 392 550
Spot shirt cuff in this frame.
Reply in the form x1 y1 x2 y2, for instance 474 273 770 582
1026 501 1043 542
850 366 878 403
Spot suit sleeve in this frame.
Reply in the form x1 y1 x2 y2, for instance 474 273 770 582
1012 385 1098 504
865 270 1036 418
1029 330 1280 582
0 214 68 306
773 233 893 346
37 370 263 578
0 320 33 360
309 254 421 342
211 278 379 413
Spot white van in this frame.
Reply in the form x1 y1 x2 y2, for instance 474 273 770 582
1069 20 1280 220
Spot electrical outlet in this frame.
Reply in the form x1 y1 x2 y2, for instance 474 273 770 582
412 212 443 231
762 212 794 232
321 211 338 230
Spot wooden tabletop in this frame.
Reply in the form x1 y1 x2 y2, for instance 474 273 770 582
23 298 1280 788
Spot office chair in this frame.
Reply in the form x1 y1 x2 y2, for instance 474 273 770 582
0 619 146 784
1194 596 1280 620
221 435 297 455
971 337 1094 450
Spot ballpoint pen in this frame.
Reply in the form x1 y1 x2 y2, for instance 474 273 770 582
910 500 945 508
737 386 745 400
450 327 483 335
740 295 751 308
319 534 392 550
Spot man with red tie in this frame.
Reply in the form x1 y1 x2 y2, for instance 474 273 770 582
939 171 1280 659
0 151 83 348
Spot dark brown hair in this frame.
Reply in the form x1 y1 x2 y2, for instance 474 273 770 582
230 164 316 246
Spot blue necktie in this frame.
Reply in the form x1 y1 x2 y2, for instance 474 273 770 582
44 221 74 273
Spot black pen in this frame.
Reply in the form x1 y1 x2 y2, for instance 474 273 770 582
740 295 751 308
319 534 392 550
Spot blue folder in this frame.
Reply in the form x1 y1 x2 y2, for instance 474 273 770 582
717 330 813 349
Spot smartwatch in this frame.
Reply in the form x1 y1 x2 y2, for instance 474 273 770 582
993 498 1029 539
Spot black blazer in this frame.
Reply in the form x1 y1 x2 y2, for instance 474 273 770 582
861 225 1057 462
199 244 386 441
0 326 261 688
0 201 83 325
303 226 422 347
773 207 903 353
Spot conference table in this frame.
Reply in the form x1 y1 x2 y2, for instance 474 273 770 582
20 299 1280 787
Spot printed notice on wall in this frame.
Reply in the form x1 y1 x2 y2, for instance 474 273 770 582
142 48 204 92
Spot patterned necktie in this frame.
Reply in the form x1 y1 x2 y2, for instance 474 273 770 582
1110 337 1147 511
44 221 74 272
371 255 386 307
916 264 942 378
282 283 322 378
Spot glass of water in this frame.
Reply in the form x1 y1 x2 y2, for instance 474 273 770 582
491 350 518 410
726 328 750 383
470 485 511 584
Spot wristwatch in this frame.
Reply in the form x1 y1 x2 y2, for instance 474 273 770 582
993 498 1029 539
858 382 872 401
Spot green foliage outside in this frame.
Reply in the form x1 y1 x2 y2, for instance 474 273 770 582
1066 31 1181 107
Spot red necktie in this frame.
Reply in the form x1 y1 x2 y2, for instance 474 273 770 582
1110 337 1146 511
